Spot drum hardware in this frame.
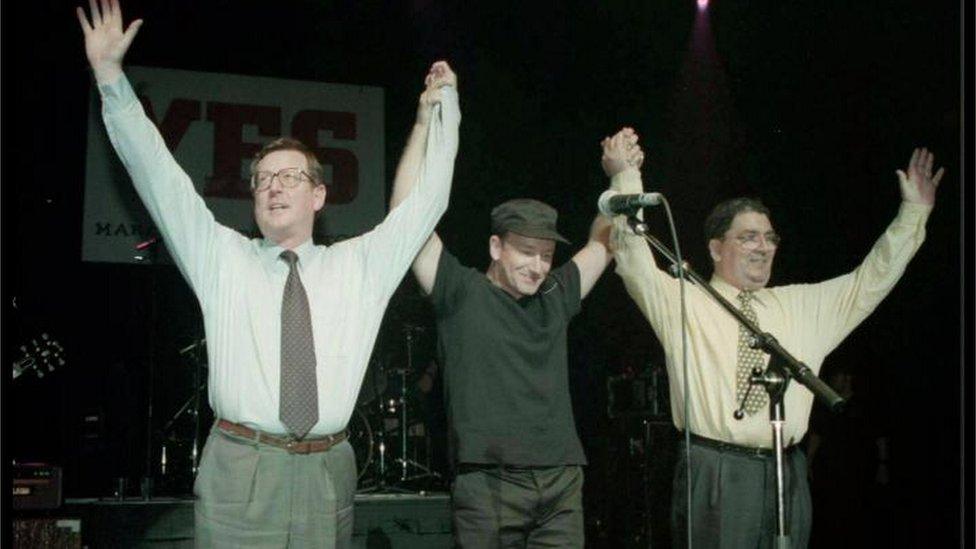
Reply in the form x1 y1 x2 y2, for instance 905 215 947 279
138 235 163 500
348 409 374 480
356 324 442 493
157 337 208 493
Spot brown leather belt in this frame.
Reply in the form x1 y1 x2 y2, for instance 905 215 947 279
217 419 347 455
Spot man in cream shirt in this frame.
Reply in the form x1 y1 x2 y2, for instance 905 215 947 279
607 142 943 548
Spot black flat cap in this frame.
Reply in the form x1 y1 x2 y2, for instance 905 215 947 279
490 198 570 244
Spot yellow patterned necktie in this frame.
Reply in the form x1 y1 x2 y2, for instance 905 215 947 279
735 290 768 416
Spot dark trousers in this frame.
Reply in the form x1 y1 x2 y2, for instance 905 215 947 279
451 464 584 548
671 438 812 549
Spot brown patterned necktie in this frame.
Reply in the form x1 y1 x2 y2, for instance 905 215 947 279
735 290 768 416
279 250 318 439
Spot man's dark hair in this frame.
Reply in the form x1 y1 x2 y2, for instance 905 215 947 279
703 197 771 243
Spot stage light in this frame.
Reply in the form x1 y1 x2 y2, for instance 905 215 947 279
697 0 708 10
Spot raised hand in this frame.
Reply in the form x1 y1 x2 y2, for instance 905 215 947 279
76 0 143 84
601 127 644 178
416 61 457 127
896 147 944 206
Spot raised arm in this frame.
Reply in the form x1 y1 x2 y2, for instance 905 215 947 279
571 127 645 299
795 147 944 352
77 0 231 300
389 61 457 294
605 128 685 343
361 61 460 300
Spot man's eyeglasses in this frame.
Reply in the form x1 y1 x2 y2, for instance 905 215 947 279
732 231 781 250
250 167 313 192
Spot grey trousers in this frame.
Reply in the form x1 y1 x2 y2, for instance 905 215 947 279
451 464 584 549
193 426 357 549
671 439 812 549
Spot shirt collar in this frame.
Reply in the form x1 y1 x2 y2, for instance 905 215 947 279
708 275 767 307
258 237 316 270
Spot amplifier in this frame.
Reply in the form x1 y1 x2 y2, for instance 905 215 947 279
12 518 81 549
13 463 63 510
607 364 670 419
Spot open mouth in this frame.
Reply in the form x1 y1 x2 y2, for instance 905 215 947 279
268 204 289 211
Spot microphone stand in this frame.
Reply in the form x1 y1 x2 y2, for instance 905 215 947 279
625 214 845 546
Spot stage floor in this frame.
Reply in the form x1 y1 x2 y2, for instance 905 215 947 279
17 493 452 548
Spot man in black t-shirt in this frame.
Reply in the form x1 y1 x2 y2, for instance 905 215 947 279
390 123 644 547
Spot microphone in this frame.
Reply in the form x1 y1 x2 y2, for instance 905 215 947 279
598 190 662 217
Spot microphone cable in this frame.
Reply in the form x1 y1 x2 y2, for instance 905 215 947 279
629 194 693 548
655 195 693 549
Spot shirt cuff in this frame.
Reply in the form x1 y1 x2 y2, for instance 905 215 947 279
436 85 461 125
440 85 458 105
609 168 643 194
97 73 139 114
897 201 933 225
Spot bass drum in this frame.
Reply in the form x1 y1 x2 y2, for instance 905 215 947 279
348 408 374 480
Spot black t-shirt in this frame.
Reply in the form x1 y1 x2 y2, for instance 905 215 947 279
430 249 586 466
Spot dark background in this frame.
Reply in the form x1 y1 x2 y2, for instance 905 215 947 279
4 0 966 546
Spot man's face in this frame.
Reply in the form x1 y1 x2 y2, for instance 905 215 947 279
488 232 556 299
708 211 778 291
252 149 326 246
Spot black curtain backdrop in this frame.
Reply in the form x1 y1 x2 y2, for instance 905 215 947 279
4 0 966 546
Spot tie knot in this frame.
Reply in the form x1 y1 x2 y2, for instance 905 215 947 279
737 290 755 306
280 250 299 267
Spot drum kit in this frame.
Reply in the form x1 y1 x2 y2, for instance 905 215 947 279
158 323 445 495
352 325 443 492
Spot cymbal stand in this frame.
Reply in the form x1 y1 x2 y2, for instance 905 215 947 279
392 327 441 486
160 339 207 476
357 410 404 493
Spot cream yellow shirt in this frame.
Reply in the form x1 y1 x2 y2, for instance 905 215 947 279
610 169 931 447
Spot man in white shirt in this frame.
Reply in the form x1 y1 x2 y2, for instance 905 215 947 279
77 2 460 546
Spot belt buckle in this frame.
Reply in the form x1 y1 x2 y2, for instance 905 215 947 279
284 435 313 454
